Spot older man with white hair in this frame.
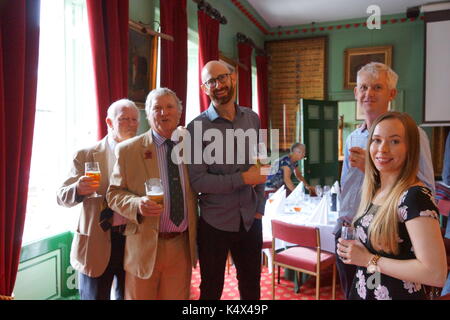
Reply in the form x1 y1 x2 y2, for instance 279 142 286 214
57 98 140 300
107 88 198 300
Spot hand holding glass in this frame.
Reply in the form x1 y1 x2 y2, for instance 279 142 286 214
252 142 270 175
340 225 355 261
145 178 164 205
341 225 355 240
84 162 101 198
350 135 367 149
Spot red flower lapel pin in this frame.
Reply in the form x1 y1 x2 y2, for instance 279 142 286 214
144 150 152 159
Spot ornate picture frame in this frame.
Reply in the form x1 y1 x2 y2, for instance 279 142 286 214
128 20 157 106
344 45 393 90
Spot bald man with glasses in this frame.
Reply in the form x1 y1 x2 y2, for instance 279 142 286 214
187 60 268 300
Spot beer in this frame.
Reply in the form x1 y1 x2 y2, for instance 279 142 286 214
84 162 102 198
148 192 164 205
253 156 271 175
145 178 164 205
86 171 101 184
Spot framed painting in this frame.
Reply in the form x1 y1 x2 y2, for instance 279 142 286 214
128 20 157 106
344 45 393 89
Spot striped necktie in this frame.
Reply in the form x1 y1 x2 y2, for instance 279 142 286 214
165 140 184 226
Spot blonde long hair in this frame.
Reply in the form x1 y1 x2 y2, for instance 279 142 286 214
352 112 420 255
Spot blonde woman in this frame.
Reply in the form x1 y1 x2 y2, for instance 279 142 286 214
337 111 447 300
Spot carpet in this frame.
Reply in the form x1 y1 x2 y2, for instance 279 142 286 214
189 264 344 300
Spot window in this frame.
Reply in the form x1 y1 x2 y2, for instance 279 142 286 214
23 0 97 244
185 29 200 124
252 64 259 115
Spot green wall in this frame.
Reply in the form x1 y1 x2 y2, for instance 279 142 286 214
265 14 425 125
187 0 264 61
129 0 157 28
15 232 77 299
128 2 427 127
129 0 263 134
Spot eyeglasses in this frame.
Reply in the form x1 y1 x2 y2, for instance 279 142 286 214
203 73 230 89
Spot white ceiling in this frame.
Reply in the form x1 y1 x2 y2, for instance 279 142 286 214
246 0 432 28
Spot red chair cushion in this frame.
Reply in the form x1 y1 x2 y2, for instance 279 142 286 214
438 199 450 217
262 238 272 249
274 246 335 273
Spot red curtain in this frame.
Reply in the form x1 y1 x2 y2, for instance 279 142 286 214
160 0 188 126
237 42 253 108
86 0 129 140
256 55 269 129
198 10 219 112
0 0 41 296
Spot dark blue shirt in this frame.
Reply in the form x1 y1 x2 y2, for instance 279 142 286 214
186 104 265 232
265 155 298 189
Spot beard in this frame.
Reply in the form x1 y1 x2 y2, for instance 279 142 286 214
211 83 235 105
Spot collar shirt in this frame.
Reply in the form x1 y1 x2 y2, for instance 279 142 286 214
186 103 266 232
152 130 188 232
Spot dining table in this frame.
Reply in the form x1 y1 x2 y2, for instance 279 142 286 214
262 194 339 274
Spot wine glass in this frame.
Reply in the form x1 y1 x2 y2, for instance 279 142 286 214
350 135 367 149
339 225 356 261
85 162 101 198
323 185 331 196
315 185 323 198
341 225 355 240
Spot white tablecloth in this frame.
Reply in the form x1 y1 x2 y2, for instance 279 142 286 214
262 197 338 272
262 198 338 273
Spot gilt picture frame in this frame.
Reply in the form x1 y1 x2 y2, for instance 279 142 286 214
128 20 157 105
344 45 393 90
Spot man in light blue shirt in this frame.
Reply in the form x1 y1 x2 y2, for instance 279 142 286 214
443 132 450 186
441 132 450 296
335 62 435 299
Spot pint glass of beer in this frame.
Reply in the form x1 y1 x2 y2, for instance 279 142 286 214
145 178 164 205
252 142 271 175
85 162 101 198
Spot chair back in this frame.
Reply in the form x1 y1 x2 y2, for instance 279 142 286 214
437 199 450 217
271 219 319 249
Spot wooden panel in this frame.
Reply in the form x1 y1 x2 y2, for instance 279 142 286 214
267 37 327 150
14 250 61 300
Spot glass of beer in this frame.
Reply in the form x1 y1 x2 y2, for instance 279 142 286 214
252 142 270 175
85 162 101 198
145 178 164 205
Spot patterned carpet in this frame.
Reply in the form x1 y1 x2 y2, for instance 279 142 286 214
189 264 344 300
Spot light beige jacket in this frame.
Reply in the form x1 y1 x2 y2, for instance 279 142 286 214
57 137 112 277
106 130 198 279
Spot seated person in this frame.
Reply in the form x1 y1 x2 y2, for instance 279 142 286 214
265 142 314 195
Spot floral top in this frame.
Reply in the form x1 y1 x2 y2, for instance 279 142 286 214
349 186 439 300
265 155 298 189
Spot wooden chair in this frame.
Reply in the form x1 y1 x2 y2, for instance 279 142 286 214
271 219 336 300
262 235 272 266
